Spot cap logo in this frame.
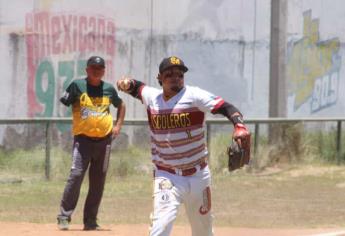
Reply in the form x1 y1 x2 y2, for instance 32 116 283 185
170 56 181 65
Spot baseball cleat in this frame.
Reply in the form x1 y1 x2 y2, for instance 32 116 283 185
57 215 70 230
83 219 101 231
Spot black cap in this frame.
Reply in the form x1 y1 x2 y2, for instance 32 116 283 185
159 56 188 73
87 56 105 68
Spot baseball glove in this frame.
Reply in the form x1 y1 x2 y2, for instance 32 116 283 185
227 138 251 171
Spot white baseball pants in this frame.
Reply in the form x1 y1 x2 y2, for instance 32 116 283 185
149 166 213 236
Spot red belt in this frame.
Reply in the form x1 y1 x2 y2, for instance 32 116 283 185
155 160 207 176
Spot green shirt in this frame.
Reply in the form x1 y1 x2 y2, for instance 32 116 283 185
60 78 122 137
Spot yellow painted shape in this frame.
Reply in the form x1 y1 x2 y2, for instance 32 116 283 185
287 10 340 109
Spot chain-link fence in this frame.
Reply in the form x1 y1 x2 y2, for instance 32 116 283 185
0 118 345 181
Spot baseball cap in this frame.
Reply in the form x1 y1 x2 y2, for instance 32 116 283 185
159 56 188 73
87 56 105 68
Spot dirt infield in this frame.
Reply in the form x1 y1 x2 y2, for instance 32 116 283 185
1 222 345 236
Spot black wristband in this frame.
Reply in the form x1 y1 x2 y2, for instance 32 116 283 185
231 115 244 125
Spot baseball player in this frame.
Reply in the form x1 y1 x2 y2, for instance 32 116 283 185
57 56 126 230
117 56 250 236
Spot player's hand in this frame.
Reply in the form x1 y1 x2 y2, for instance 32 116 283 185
112 125 121 139
117 76 133 92
233 123 250 148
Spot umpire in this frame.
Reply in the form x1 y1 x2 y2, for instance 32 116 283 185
57 56 126 230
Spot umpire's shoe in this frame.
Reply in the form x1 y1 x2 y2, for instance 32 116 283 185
83 219 101 231
57 215 70 230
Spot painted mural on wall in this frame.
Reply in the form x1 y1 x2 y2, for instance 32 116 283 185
25 11 116 118
287 10 341 114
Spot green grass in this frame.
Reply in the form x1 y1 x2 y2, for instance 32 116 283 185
1 165 345 227
0 145 152 181
212 166 345 228
0 126 343 181
1 130 345 228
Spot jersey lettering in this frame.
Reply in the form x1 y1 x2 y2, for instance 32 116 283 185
142 86 224 168
150 113 191 130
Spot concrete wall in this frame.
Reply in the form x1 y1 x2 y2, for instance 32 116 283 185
0 0 344 123
0 0 270 122
287 0 345 117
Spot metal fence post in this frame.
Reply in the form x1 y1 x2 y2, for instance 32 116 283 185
2 117 345 178
254 123 259 157
45 121 52 180
336 121 342 163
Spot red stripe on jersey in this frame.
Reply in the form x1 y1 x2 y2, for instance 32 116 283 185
152 132 205 148
152 155 208 170
153 143 206 160
174 156 208 169
211 97 225 113
150 124 203 134
147 108 205 133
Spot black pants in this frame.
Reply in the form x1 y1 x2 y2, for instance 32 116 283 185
59 134 112 223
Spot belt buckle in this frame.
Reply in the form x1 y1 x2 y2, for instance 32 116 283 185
175 168 183 176
182 167 196 176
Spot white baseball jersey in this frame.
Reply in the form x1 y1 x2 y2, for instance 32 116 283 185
139 85 225 170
